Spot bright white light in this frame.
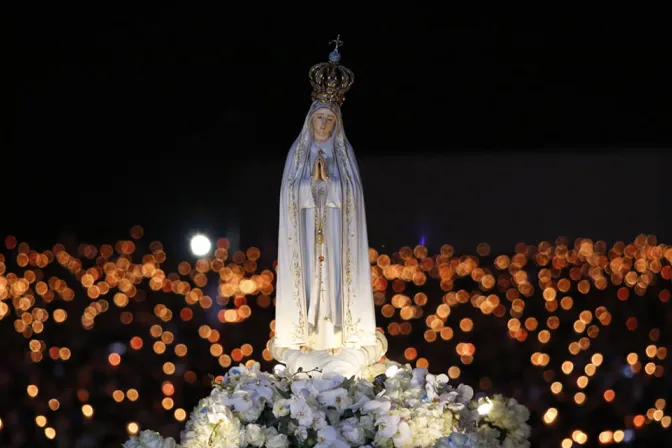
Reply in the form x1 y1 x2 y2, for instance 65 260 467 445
190 235 212 256
273 364 287 375
385 365 400 378
477 401 493 415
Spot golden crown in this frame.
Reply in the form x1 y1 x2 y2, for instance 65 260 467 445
309 35 354 106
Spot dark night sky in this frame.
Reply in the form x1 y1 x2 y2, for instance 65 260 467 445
3 6 671 259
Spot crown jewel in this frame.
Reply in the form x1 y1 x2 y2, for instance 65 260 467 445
309 35 354 106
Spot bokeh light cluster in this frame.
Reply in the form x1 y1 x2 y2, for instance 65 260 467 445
0 228 671 447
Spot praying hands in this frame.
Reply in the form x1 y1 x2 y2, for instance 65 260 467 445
312 151 329 181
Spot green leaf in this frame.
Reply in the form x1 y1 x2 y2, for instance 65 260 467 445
341 376 355 391
288 434 302 447
260 409 278 427
279 388 292 399
277 416 293 435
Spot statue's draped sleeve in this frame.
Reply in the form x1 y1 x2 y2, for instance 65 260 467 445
334 134 377 346
274 133 310 347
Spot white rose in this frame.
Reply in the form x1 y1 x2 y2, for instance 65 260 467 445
504 436 528 448
122 437 141 448
239 404 264 422
246 424 265 447
138 430 165 448
518 404 531 418
501 413 519 430
512 424 531 439
263 427 278 438
134 430 177 448
273 399 290 417
266 433 289 448
238 428 248 448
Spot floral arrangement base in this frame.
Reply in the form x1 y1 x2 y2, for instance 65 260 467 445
123 360 530 448
268 332 389 379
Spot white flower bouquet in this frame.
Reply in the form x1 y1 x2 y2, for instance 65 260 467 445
124 361 530 448
123 429 178 447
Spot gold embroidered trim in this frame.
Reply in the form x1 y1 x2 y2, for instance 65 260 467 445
287 140 308 344
335 140 359 341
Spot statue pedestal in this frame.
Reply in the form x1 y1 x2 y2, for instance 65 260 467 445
269 331 388 379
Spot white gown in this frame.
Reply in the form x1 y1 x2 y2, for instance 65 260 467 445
298 141 342 350
274 100 377 351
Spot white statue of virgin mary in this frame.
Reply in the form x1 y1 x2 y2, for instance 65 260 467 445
272 42 378 357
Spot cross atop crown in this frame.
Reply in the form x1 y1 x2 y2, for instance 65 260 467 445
328 35 343 62
330 35 343 52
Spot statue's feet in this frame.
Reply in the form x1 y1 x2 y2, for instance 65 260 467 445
300 345 312 353
327 348 341 356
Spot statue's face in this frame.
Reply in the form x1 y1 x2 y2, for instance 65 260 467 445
311 108 337 142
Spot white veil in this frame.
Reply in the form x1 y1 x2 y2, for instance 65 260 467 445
274 100 377 348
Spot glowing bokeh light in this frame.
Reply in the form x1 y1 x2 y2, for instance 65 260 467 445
127 422 139 435
190 235 212 257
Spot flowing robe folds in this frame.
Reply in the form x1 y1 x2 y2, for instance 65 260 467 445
274 100 376 350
